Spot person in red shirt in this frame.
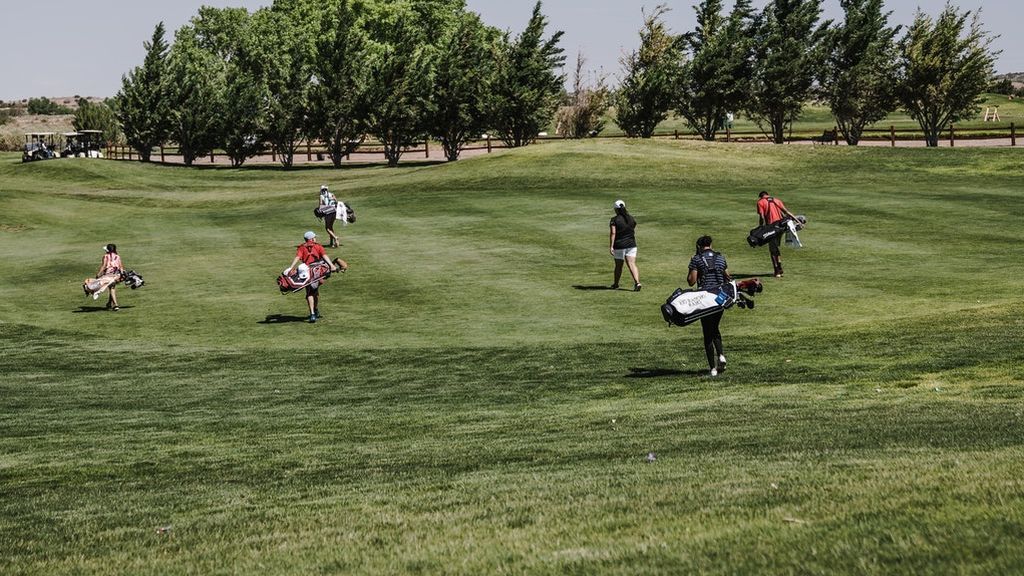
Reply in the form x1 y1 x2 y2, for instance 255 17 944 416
756 191 795 277
284 231 339 323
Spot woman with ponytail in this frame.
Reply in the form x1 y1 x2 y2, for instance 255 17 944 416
609 199 641 291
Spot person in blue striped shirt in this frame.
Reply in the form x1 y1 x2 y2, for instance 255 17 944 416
687 236 732 377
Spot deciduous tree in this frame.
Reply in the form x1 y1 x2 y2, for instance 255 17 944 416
556 53 610 138
614 5 683 138
427 11 496 161
746 0 829 144
897 5 998 147
676 0 754 141
72 98 120 145
821 0 900 145
166 28 225 166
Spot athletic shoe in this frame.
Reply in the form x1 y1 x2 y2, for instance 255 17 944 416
308 314 317 323
718 355 727 372
610 284 619 290
112 306 119 312
92 292 100 300
314 309 322 319
710 368 718 377
633 283 642 292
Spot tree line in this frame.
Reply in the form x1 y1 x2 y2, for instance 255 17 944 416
616 0 1000 147
114 0 1001 166
116 0 564 167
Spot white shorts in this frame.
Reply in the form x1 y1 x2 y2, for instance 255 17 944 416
613 247 637 260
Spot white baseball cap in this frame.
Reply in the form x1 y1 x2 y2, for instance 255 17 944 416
614 199 625 209
320 184 329 191
303 231 316 240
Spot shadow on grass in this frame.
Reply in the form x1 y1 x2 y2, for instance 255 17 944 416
626 367 690 378
730 272 772 280
572 284 616 291
154 160 449 172
258 314 310 324
72 305 135 313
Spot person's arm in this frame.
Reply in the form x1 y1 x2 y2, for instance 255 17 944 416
687 268 698 287
723 267 732 283
609 225 616 255
284 256 300 275
757 203 766 226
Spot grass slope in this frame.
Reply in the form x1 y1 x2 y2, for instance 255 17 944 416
1 141 1023 575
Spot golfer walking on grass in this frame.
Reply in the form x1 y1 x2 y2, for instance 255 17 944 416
757 191 796 277
609 199 641 291
688 236 731 377
284 231 339 323
97 243 124 311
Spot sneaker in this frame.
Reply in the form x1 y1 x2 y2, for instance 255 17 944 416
633 283 642 292
111 306 120 312
710 368 718 377
610 284 619 290
92 292 100 300
718 355 727 372
308 314 317 323
314 309 322 319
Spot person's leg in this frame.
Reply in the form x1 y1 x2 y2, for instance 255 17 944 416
612 258 624 288
700 316 717 374
108 286 119 310
625 255 640 289
710 312 724 369
313 291 320 317
306 287 317 320
325 214 339 247
769 235 782 276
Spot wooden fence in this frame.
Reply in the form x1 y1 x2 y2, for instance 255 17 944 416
106 135 504 165
104 124 1019 164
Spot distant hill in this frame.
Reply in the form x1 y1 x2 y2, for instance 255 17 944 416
995 72 1024 84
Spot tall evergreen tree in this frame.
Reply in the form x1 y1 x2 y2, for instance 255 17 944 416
487 1 565 148
311 0 371 168
117 22 172 161
897 5 998 147
166 28 225 166
614 5 683 138
676 0 754 141
822 0 901 145
746 0 829 144
427 11 496 160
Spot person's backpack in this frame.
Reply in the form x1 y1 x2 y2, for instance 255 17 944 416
343 202 355 223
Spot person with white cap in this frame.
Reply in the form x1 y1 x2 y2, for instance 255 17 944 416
318 184 341 248
284 230 340 323
609 199 641 291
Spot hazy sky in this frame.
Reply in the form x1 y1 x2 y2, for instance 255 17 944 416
1 0 1018 100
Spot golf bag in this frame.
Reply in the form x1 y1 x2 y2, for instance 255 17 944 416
313 202 356 224
277 258 348 293
748 215 807 248
660 279 763 327
82 270 145 298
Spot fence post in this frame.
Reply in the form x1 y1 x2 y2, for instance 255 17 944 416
674 130 678 140
1012 122 1016 147
890 126 896 148
726 126 731 142
272 150 276 163
307 141 312 162
949 124 955 147
425 139 430 159
486 135 492 153
160 145 165 163
129 148 133 161
833 126 839 145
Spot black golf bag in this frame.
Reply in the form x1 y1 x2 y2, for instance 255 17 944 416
661 279 763 327
747 220 789 247
122 270 145 289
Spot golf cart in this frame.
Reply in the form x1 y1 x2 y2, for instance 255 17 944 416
22 132 58 162
62 130 105 158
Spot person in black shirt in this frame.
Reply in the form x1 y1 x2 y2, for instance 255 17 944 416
687 235 731 377
609 199 641 291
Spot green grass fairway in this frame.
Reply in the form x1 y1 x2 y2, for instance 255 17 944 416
2 141 1024 574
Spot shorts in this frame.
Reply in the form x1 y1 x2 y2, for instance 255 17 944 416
613 247 637 260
